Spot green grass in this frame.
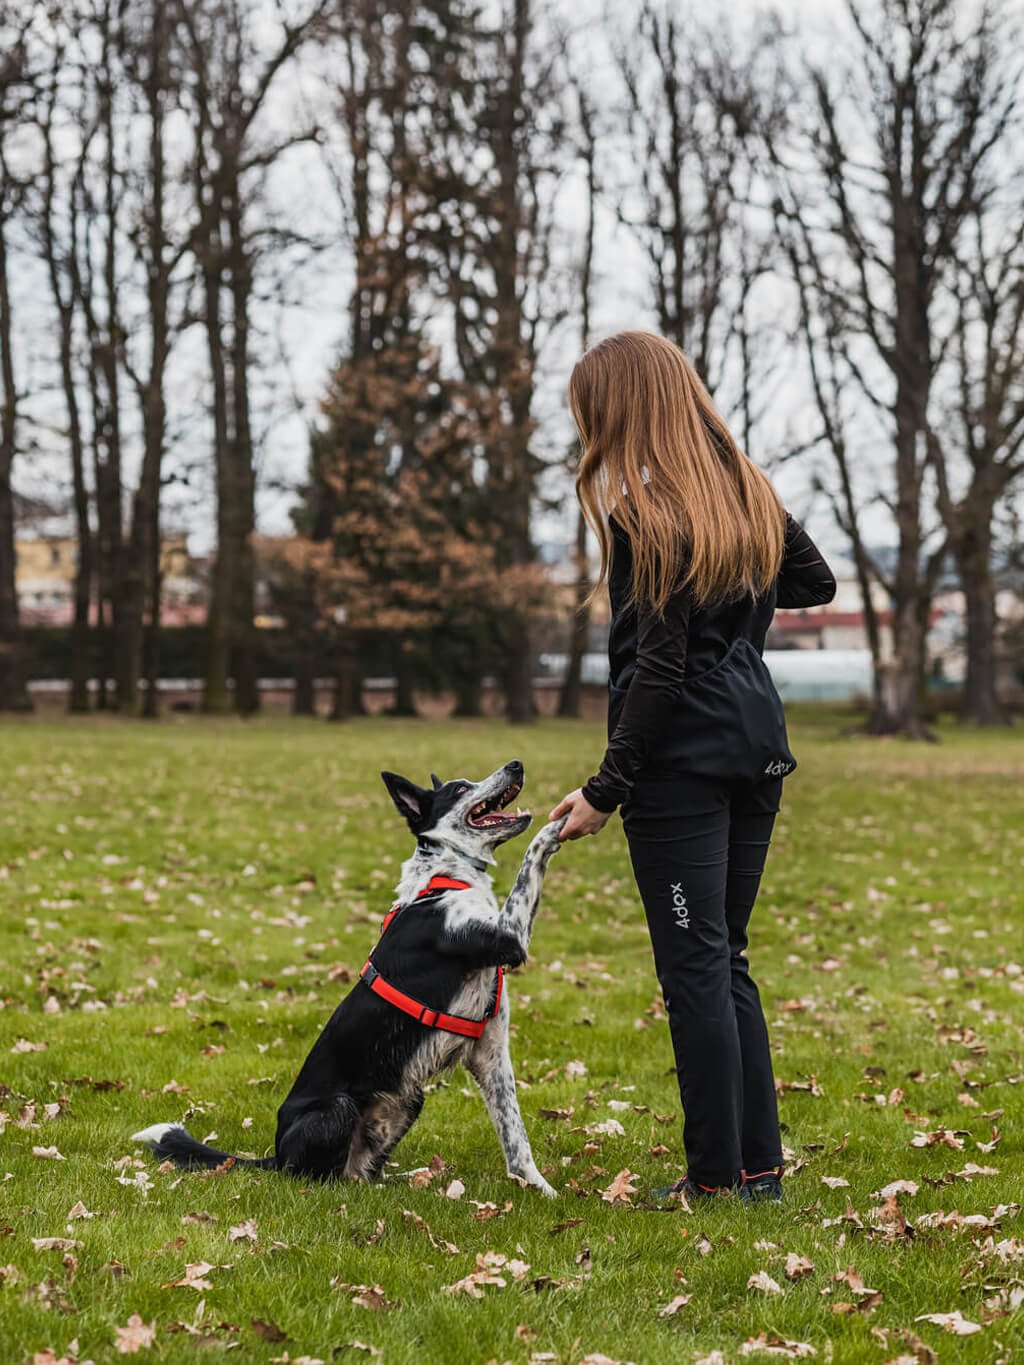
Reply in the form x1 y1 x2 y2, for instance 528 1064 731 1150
0 709 1021 1364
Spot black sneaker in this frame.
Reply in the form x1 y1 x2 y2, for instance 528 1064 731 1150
653 1173 735 1203
738 1166 784 1203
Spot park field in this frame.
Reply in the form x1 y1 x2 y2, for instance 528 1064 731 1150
0 709 1022 1364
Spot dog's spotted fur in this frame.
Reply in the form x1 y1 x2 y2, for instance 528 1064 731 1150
133 760 564 1195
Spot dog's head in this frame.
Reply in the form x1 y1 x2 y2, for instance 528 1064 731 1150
381 760 531 858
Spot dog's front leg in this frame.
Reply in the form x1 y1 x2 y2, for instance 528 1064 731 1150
466 1016 555 1197
498 816 567 956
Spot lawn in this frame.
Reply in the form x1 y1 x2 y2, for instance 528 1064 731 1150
0 709 1021 1365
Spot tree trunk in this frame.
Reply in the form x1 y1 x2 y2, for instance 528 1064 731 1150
874 364 932 737
959 525 1007 725
329 638 363 721
391 648 418 716
293 650 315 715
202 240 232 714
0 215 30 712
453 673 483 717
52 300 91 713
503 610 533 724
558 505 590 717
227 192 259 717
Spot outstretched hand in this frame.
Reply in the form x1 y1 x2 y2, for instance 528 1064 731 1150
548 788 612 841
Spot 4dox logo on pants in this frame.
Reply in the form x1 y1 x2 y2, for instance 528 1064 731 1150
670 882 690 929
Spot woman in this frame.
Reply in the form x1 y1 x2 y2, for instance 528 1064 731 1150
550 332 836 1204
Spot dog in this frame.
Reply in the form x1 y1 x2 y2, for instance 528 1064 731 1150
132 760 565 1195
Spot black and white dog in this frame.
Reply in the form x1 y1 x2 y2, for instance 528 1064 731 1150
132 760 565 1195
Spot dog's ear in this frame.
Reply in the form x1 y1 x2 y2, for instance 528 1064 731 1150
430 773 443 791
381 771 433 832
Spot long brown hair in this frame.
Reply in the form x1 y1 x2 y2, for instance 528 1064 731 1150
568 331 786 615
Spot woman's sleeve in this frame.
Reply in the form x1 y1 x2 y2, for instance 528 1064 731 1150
581 583 692 814
775 514 837 608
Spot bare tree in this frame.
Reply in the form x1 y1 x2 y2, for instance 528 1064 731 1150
34 24 95 713
176 0 327 715
446 0 566 724
928 187 1024 724
557 74 598 720
779 0 1017 737
0 19 33 713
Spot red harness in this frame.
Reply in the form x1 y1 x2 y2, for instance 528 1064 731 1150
359 875 504 1040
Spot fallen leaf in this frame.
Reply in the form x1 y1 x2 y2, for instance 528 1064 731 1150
470 1200 512 1221
252 1319 288 1343
747 1270 783 1295
915 1311 983 1336
114 1312 156 1354
600 1169 638 1206
658 1293 691 1317
66 1201 98 1220
784 1253 815 1281
228 1219 258 1244
738 1334 817 1357
821 1175 849 1188
444 1178 465 1200
164 1261 226 1291
32 1146 65 1161
876 1180 918 1198
910 1130 965 1150
31 1238 82 1252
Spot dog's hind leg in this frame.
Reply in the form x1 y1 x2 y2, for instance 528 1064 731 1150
275 1094 361 1181
345 1089 424 1182
466 1029 555 1197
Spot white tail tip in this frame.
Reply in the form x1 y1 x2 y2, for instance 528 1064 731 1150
131 1121 184 1146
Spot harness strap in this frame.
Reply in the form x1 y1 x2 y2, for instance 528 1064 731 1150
363 874 503 1039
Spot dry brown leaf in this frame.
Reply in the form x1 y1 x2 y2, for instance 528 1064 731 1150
66 1201 98 1221
31 1238 82 1252
600 1169 638 1206
114 1313 156 1354
32 1146 65 1161
658 1293 691 1317
228 1219 258 1244
910 1130 965 1150
252 1319 287 1343
784 1253 815 1281
738 1334 817 1357
470 1200 512 1221
163 1260 224 1291
914 1311 983 1335
747 1270 783 1295
876 1180 918 1198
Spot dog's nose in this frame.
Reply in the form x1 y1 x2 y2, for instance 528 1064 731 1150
508 759 524 777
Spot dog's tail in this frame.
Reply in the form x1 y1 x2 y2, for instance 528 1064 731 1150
131 1122 276 1172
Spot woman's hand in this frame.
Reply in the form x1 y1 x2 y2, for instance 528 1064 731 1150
548 788 612 841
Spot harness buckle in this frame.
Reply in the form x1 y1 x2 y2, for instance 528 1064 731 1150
362 961 379 987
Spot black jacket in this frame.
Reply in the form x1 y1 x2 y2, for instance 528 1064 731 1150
582 514 837 811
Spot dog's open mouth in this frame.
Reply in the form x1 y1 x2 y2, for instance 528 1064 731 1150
467 780 526 828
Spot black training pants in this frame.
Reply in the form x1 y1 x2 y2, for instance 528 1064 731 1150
622 774 784 1187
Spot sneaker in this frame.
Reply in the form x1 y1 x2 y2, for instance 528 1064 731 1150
653 1173 735 1203
738 1166 784 1203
